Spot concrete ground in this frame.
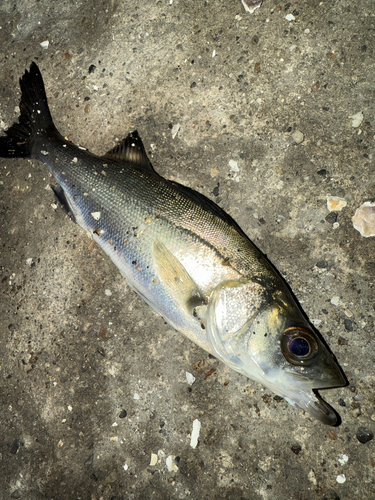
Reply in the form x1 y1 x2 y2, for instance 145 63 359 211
0 0 374 499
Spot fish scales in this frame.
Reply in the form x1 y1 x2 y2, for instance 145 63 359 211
0 62 346 425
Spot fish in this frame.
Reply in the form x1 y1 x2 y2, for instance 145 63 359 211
0 62 346 425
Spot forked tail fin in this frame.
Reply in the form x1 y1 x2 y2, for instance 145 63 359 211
0 62 57 158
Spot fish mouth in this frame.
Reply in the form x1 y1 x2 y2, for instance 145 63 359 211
283 369 347 425
291 390 341 426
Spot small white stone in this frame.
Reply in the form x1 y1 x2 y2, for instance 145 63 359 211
67 405 73 412
308 470 317 485
26 258 33 266
292 130 304 144
186 372 196 385
150 453 158 466
123 463 129 471
331 296 342 306
134 393 140 400
229 159 239 172
336 474 346 484
285 14 296 21
105 289 112 296
349 111 363 128
72 157 78 163
40 40 49 49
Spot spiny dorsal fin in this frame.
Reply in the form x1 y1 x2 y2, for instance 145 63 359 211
103 130 154 171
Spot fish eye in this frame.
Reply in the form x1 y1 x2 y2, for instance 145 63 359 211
281 326 319 365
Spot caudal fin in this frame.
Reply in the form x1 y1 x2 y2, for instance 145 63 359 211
0 62 56 158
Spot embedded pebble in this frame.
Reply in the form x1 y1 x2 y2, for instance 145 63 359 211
134 393 140 400
352 201 375 237
150 453 158 466
105 289 112 296
349 111 363 128
285 14 295 21
356 427 374 444
331 296 342 306
327 196 347 212
40 40 49 49
344 319 353 331
336 474 346 484
292 130 304 144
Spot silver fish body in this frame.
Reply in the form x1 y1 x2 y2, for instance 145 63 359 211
0 63 346 425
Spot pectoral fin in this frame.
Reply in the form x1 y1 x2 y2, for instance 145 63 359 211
153 240 206 312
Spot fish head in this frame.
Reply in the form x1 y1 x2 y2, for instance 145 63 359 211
206 279 346 425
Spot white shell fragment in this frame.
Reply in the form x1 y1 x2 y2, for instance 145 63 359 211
171 123 180 139
150 453 158 466
90 211 101 220
349 111 363 128
40 40 49 49
166 455 179 472
186 372 196 385
229 160 239 172
338 454 349 466
336 474 346 484
352 201 375 237
327 196 347 212
241 0 263 14
190 419 201 448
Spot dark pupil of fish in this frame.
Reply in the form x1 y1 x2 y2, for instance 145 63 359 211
289 337 310 357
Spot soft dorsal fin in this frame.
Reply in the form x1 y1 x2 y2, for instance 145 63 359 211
103 130 154 172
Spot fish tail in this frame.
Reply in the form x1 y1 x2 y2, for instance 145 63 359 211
0 62 57 158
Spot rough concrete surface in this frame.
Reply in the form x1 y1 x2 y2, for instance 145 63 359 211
0 1 374 499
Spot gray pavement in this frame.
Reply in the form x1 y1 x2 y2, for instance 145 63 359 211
0 1 374 499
